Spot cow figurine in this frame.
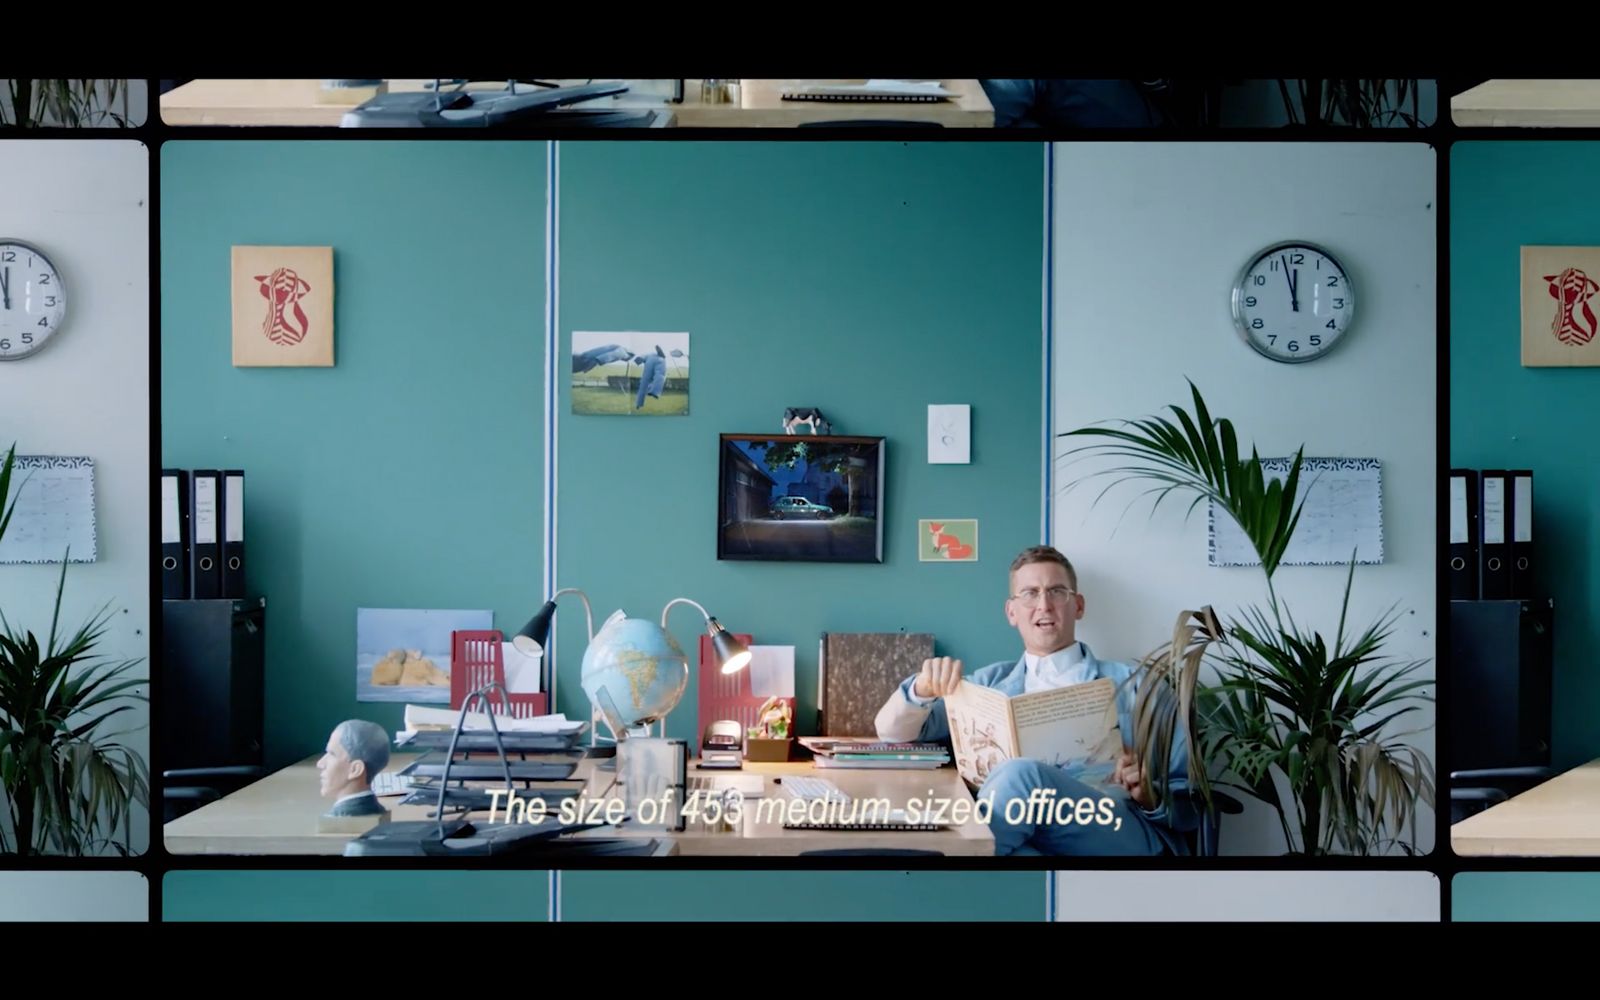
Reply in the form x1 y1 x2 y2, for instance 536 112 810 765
782 407 831 435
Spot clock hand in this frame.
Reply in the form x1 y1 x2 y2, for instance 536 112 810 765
1280 255 1297 311
1 266 9 309
1290 267 1299 311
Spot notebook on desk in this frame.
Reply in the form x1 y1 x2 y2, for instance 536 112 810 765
781 81 954 103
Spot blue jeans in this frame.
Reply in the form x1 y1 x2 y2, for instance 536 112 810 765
976 758 1171 856
979 80 1161 129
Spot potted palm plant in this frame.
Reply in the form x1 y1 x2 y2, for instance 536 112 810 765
0 443 149 855
1059 382 1435 855
1275 79 1426 129
1 80 136 128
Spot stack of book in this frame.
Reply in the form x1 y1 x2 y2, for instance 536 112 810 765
799 737 950 770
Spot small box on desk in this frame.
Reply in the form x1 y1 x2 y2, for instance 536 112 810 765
744 737 792 763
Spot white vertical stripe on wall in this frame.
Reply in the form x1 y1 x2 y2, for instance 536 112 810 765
1056 870 1440 921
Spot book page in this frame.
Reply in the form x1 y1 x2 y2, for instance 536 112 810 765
944 682 1017 787
1012 678 1120 768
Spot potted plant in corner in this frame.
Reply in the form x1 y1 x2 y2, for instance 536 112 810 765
1 80 135 128
0 443 150 855
1058 382 1435 856
1275 79 1426 129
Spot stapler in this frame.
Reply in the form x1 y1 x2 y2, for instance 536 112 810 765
698 720 744 769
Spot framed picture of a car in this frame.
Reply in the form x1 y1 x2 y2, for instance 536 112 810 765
717 433 885 563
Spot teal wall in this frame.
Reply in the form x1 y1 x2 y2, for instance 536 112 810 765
160 141 549 767
160 141 1047 913
161 869 1043 921
1453 872 1600 921
541 870 1038 921
555 142 1045 741
1451 142 1600 768
163 870 551 921
162 139 1043 762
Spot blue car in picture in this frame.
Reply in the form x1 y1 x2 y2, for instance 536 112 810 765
769 496 834 520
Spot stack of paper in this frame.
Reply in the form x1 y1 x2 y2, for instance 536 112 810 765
400 703 585 736
800 737 950 770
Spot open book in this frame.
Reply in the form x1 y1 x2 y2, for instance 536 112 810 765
943 678 1123 788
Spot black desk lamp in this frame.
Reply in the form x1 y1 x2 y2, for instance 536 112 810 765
513 587 594 658
662 597 752 674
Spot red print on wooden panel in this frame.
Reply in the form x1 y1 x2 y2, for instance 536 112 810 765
1544 266 1598 346
256 266 312 346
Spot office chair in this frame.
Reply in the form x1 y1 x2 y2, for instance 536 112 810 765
1187 789 1244 857
162 765 265 823
1450 766 1554 824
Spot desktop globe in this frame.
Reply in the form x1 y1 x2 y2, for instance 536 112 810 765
580 614 690 733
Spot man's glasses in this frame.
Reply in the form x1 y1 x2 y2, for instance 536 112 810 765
1010 586 1075 607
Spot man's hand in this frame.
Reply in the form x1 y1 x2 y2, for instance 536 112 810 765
1112 750 1154 810
912 657 963 700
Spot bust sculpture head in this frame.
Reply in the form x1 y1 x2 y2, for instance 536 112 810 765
317 719 391 816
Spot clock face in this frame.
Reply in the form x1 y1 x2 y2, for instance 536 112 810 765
0 240 67 361
1231 241 1353 363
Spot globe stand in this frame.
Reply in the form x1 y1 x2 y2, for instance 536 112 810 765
615 735 689 832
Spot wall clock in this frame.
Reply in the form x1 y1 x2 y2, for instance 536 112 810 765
1231 240 1354 363
0 239 67 361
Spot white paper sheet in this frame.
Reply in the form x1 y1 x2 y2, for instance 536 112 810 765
501 641 543 694
402 704 583 735
749 644 795 698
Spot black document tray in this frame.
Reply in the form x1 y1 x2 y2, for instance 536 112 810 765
343 818 632 857
401 783 582 813
398 730 581 753
398 757 579 781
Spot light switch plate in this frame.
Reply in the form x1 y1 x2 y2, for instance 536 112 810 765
928 404 970 463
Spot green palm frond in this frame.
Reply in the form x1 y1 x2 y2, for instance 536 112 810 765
0 443 17 544
1058 379 1306 580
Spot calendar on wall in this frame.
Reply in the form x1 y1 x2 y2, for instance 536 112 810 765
0 456 97 564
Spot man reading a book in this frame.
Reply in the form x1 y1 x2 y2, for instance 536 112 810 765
873 545 1200 855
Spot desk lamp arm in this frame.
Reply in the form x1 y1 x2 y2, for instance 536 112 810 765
660 597 711 628
662 597 751 675
553 587 595 642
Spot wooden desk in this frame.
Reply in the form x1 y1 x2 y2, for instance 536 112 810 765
164 752 994 857
1451 759 1600 856
1452 80 1600 127
158 79 993 128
